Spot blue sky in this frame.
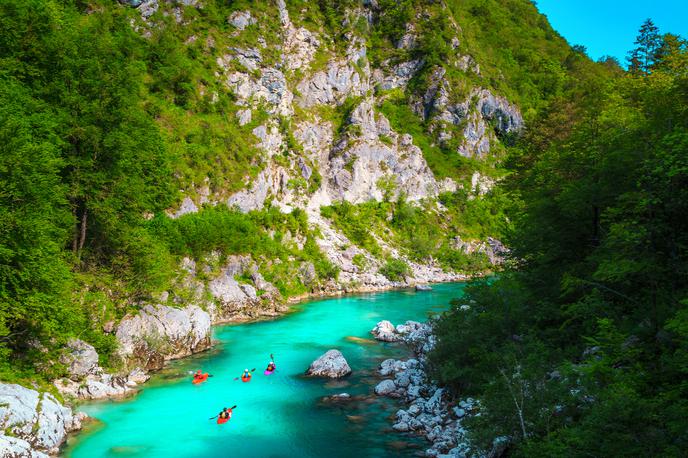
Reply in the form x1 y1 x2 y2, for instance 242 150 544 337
536 0 688 63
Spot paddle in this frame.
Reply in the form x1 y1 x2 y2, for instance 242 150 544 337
209 405 237 420
233 368 256 381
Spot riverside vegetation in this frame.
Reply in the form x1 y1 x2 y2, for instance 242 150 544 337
0 0 685 456
430 19 688 457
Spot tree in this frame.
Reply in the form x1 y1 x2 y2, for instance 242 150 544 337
627 19 662 74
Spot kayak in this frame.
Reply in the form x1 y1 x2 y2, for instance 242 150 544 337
264 368 276 376
192 373 209 384
217 416 230 424
241 375 251 382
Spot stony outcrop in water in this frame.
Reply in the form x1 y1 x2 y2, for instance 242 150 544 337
371 320 401 342
0 383 86 456
372 321 478 457
306 350 352 378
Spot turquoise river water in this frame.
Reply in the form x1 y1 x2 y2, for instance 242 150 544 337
63 282 467 458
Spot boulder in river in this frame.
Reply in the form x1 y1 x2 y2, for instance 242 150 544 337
306 350 352 378
415 284 432 291
374 379 398 397
371 320 402 342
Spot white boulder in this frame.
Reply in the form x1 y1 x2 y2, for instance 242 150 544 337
305 350 351 378
371 320 401 342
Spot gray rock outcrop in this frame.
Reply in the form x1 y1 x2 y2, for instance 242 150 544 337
227 11 255 30
116 303 211 370
0 383 83 456
54 368 150 401
371 320 401 342
306 350 352 378
60 338 99 378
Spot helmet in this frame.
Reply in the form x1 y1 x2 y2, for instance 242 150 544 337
244 368 248 372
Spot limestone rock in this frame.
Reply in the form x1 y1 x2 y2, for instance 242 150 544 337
60 338 99 378
0 383 81 456
306 350 351 378
0 435 49 458
116 304 211 370
371 320 401 342
374 379 398 396
228 10 255 30
297 60 369 107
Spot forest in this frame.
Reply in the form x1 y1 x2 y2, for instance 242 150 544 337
0 0 686 455
431 20 688 456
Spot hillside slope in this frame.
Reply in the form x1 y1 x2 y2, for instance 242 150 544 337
0 0 613 438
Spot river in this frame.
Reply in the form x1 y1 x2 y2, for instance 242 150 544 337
63 282 467 458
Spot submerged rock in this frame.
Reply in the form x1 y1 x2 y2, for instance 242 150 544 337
306 350 352 378
415 284 432 291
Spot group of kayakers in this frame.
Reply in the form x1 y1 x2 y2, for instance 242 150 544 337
193 354 277 424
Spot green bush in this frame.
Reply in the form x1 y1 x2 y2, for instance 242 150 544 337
379 258 410 282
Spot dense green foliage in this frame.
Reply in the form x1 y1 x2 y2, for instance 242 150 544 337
0 0 337 382
320 192 504 275
431 27 688 456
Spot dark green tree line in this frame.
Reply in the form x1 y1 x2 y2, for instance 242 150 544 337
431 22 688 456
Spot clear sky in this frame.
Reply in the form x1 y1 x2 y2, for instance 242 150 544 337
536 0 688 64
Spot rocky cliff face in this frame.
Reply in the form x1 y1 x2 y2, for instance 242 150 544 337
150 0 521 225
104 0 519 375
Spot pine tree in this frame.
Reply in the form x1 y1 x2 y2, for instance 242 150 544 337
627 19 662 74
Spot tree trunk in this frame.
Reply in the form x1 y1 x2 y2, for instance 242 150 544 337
72 206 78 253
78 208 88 258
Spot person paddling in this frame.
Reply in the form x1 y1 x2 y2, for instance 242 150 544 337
219 407 232 420
265 354 276 373
241 368 252 382
210 405 237 424
192 370 211 384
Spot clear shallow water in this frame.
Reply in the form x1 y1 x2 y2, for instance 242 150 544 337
64 283 467 458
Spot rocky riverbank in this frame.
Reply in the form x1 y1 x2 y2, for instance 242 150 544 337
0 383 87 457
371 319 479 457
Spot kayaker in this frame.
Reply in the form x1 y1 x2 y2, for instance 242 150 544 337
266 361 276 372
219 407 232 420
193 370 204 380
242 368 252 380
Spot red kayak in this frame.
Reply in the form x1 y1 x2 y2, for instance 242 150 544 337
241 375 251 383
217 416 230 424
192 373 209 384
